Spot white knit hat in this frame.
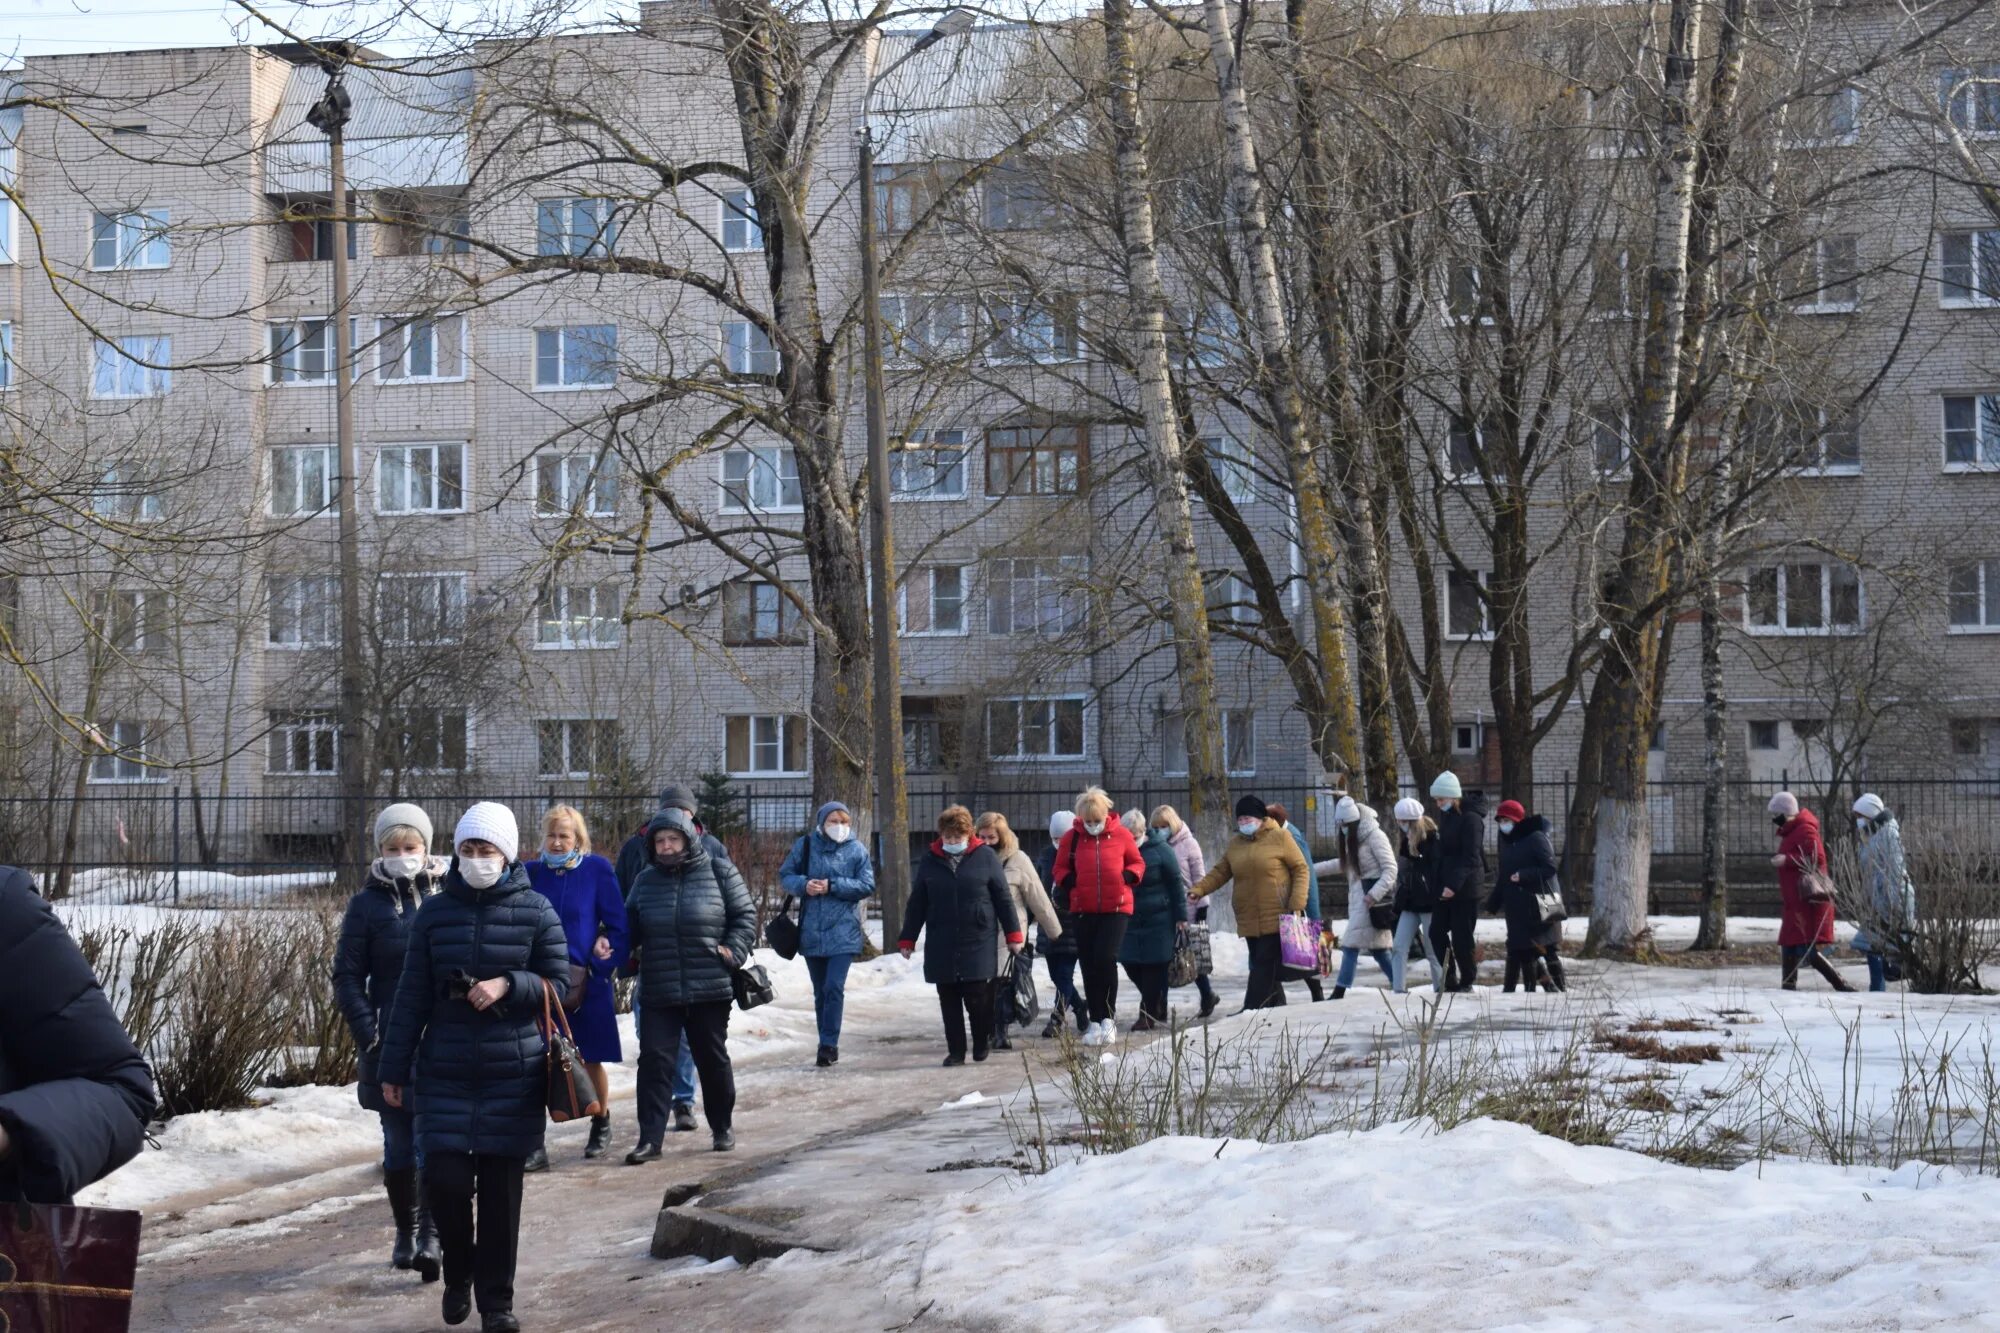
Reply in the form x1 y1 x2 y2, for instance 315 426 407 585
1429 771 1463 800
1852 792 1886 820
1767 791 1799 818
454 801 520 863
1049 810 1075 842
373 802 433 851
1393 797 1425 822
1332 795 1361 826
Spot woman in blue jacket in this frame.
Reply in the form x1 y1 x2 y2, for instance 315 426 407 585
379 803 569 1333
780 801 876 1068
525 804 628 1161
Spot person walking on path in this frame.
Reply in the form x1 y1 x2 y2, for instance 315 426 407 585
1769 793 1855 992
1035 811 1087 1037
335 802 446 1279
1269 802 1327 1002
378 802 570 1333
0 865 156 1206
975 811 1059 1051
1487 800 1567 993
1122 811 1190 1029
898 807 1024 1066
1150 805 1219 1018
1851 793 1917 993
1319 796 1397 998
1190 796 1310 1011
1052 788 1145 1047
524 805 628 1161
624 808 756 1159
1428 773 1488 991
1389 797 1447 994
780 801 877 1067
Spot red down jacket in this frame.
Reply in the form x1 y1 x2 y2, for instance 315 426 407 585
1776 808 1836 948
1053 820 1144 915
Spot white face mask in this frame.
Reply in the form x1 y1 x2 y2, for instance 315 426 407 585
1856 818 1870 834
1237 820 1262 838
941 839 968 856
1397 822 1413 837
1497 821 1516 835
826 822 853 844
1084 820 1106 836
381 853 426 881
459 856 505 889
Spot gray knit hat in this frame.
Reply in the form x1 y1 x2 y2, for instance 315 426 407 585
373 802 433 851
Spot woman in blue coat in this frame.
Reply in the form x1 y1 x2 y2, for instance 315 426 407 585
780 800 876 1068
334 801 446 1279
525 804 628 1160
379 802 569 1333
1120 811 1189 1030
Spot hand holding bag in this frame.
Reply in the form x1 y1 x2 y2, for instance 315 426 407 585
1362 877 1399 931
540 978 605 1123
1008 946 1040 1024
1278 913 1319 971
1534 878 1568 924
731 960 775 1011
763 897 802 960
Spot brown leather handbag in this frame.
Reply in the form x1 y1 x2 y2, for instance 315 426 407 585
563 963 589 1013
539 979 604 1123
1 1201 142 1333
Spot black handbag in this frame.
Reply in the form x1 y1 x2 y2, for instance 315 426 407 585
540 980 605 1123
1008 947 1040 1024
731 961 775 1011
764 898 801 960
1363 877 1399 930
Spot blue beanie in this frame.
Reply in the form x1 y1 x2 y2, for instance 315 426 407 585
815 801 851 831
1429 771 1463 800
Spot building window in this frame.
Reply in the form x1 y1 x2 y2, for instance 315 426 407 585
376 314 466 383
536 452 617 517
1445 415 1495 482
91 335 171 398
987 696 1086 761
1585 87 1644 158
1751 401 1860 474
377 572 468 645
1200 435 1256 504
726 714 807 776
986 557 1085 636
1940 230 2000 307
902 696 964 775
1453 721 1485 755
0 134 13 267
1939 65 2000 136
376 442 465 515
0 321 12 391
1186 301 1240 368
385 708 469 772
874 162 951 234
1444 262 1485 323
720 188 762 252
1446 568 1492 640
901 566 966 636
983 164 1059 230
91 465 166 523
1745 561 1863 634
1589 404 1631 474
721 580 804 646
1948 558 2000 631
720 445 801 512
1786 86 1861 147
267 574 339 648
1161 708 1255 776
536 581 622 649
376 189 470 255
985 425 1084 497
537 718 621 778
89 208 170 270
535 196 619 257
87 719 159 783
266 319 348 385
1589 243 1632 318
882 294 968 362
1795 234 1859 313
89 588 167 653
1206 573 1257 625
273 196 355 262
1944 394 2000 470
270 444 335 516
1950 718 1986 756
890 430 967 500
721 321 778 375
1747 719 1781 751
534 325 617 388
986 294 1081 363
267 711 337 775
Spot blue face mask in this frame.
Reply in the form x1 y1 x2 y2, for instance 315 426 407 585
1148 826 1170 845
542 847 582 871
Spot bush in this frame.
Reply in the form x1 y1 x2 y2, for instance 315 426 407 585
152 921 295 1115
270 910 358 1088
1831 823 2000 994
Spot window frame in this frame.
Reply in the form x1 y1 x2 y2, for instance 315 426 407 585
269 444 336 517
1742 560 1865 636
1589 403 1632 477
889 429 968 501
1794 233 1860 315
376 570 469 646
984 424 1086 498
985 556 1086 637
0 321 12 391
91 335 171 399
534 196 621 258
265 710 339 777
882 293 969 365
86 719 162 784
89 207 170 271
535 451 618 518
1783 86 1862 149
1445 568 1494 642
91 464 166 524
1747 719 1782 752
89 587 168 654
984 293 1083 365
720 579 806 647
1947 557 2000 633
900 564 968 637
374 442 467 516
1161 707 1256 777
535 717 622 780
533 324 618 390
536 580 623 650
265 318 352 387
721 320 779 376
1939 230 2000 309
719 445 802 513
383 707 471 774
719 188 762 253
725 713 808 777
1941 393 2000 472
266 573 340 649
1443 414 1496 484
1939 64 2000 139
985 694 1089 763
375 313 467 384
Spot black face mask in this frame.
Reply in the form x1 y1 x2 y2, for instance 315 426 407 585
1772 815 1788 830
654 848 688 871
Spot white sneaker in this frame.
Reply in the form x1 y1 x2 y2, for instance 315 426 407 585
1099 1019 1119 1044
1080 1020 1106 1048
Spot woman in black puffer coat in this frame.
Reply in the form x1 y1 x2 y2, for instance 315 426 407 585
378 802 568 1333
898 806 1023 1066
1035 811 1086 1037
624 806 755 1160
1486 800 1566 994
334 801 447 1279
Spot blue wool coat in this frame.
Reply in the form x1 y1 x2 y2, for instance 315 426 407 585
779 829 876 957
333 863 443 1112
377 863 570 1158
526 853 629 1064
1120 839 1189 966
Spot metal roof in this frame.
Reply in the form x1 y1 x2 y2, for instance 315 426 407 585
262 55 471 192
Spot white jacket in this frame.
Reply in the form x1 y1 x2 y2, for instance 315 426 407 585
1336 806 1398 950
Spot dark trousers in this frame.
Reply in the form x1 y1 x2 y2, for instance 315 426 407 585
1504 946 1564 992
638 999 735 1141
936 979 996 1057
1430 893 1480 989
1072 913 1130 1022
1244 933 1286 1010
1044 953 1084 1015
425 1151 525 1316
1122 961 1169 1021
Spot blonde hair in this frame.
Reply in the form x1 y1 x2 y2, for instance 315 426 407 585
542 804 592 854
1404 815 1438 848
974 810 1019 857
1074 786 1112 820
1150 805 1184 836
937 805 975 837
1120 808 1146 838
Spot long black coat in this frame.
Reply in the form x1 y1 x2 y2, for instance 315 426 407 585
1033 843 1078 961
333 865 441 1112
626 810 757 1008
377 863 570 1158
1395 830 1444 912
0 867 156 1203
899 841 1022 984
1436 792 1490 903
1120 839 1188 966
1487 815 1562 951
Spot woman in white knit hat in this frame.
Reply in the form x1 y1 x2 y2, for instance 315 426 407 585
1388 797 1447 993
377 801 571 1333
1851 792 1917 992
333 801 447 1281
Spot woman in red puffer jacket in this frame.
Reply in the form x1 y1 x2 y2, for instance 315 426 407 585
1768 792 1854 992
1052 787 1144 1047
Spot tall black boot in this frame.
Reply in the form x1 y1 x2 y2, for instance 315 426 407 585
411 1170 442 1283
1806 948 1857 993
585 1114 613 1160
1544 953 1568 993
384 1167 418 1270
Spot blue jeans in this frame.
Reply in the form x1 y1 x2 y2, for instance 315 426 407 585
1391 911 1444 993
635 984 698 1106
805 953 854 1050
379 1106 419 1171
1044 953 1084 1015
1336 946 1395 990
1864 952 1888 992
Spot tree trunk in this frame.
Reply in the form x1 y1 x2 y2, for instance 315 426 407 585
1692 553 1729 951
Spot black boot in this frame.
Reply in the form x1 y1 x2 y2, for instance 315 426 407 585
522 1145 549 1174
411 1171 441 1283
1806 948 1857 992
1544 954 1568 993
816 1044 834 1067
442 1282 473 1326
1305 977 1326 1002
1331 986 1346 1000
482 1315 521 1333
712 1128 735 1152
585 1114 613 1160
384 1167 418 1270
1041 998 1064 1039
625 1141 662 1165
671 1102 698 1133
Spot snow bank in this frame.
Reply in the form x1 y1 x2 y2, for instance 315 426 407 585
58 868 332 908
850 1118 2000 1330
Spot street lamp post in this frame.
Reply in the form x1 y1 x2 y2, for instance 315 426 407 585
858 9 975 940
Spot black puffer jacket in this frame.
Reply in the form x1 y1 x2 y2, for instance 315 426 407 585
0 867 157 1204
1436 792 1490 903
899 839 1022 984
1395 829 1444 913
625 808 757 1008
1033 842 1078 961
333 863 443 1112
376 862 570 1158
1488 814 1562 951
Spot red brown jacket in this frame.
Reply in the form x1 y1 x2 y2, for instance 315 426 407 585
1052 819 1144 915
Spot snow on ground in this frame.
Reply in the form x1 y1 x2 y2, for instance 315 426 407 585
56 868 333 907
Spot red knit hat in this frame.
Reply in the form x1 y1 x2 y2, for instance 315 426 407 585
1495 799 1526 823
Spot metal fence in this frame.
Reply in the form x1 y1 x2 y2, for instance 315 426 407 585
10 776 1997 912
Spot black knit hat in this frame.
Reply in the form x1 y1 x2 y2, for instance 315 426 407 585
1234 795 1267 821
658 785 696 813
